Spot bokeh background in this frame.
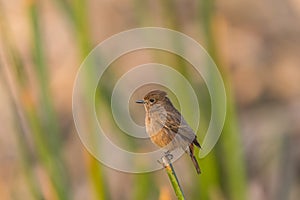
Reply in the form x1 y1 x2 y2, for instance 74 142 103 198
1 0 300 200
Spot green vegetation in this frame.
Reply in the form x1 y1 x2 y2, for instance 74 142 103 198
0 1 247 199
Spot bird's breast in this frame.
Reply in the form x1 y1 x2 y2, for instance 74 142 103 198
145 114 163 136
145 110 175 148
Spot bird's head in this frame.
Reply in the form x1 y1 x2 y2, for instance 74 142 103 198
136 90 168 111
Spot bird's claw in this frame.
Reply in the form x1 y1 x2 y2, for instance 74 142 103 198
165 153 173 161
157 151 174 166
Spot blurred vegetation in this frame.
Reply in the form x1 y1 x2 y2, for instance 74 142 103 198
1 0 300 200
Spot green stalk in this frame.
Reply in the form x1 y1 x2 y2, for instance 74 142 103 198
0 68 44 200
52 1 107 198
72 1 106 198
162 155 185 200
0 3 43 199
29 1 61 147
28 1 70 199
199 1 247 200
88 156 106 200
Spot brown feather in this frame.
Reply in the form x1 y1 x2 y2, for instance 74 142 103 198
193 137 201 148
189 144 201 174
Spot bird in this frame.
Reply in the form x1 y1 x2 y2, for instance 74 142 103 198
136 90 201 174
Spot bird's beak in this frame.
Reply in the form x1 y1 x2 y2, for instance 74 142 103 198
136 100 145 104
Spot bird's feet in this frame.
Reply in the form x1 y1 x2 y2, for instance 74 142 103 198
164 151 173 160
157 151 173 165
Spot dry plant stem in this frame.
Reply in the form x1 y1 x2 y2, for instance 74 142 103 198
161 155 185 200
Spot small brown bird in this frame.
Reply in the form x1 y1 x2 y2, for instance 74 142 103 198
136 90 201 174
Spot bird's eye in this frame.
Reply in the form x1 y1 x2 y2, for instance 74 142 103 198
149 98 155 103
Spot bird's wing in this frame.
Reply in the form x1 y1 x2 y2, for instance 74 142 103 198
157 106 196 143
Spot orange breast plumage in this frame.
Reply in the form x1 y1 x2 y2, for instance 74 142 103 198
149 128 175 147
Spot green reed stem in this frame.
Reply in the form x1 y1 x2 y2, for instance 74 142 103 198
0 3 44 199
200 1 247 200
0 68 44 199
28 2 70 199
53 1 107 199
162 155 185 200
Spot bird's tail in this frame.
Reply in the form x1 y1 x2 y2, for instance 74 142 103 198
189 144 201 174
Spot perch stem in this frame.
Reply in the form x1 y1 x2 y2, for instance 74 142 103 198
161 155 185 200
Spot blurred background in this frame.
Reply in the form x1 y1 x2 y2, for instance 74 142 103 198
1 0 300 200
